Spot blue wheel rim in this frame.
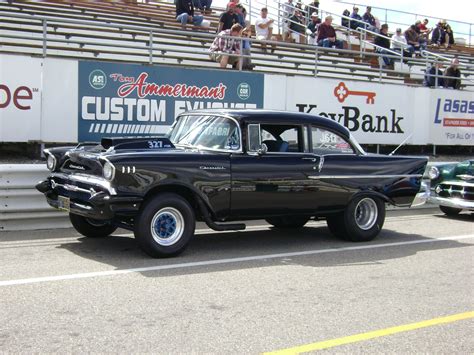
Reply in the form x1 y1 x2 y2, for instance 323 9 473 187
150 207 184 246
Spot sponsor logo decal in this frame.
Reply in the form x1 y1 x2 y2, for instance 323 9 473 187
89 69 107 90
433 98 474 127
334 82 376 104
237 83 251 100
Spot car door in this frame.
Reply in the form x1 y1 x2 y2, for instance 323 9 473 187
230 123 322 218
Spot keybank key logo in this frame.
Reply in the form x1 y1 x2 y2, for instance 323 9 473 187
237 83 251 100
89 70 107 90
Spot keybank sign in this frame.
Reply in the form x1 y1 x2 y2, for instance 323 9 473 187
78 61 264 142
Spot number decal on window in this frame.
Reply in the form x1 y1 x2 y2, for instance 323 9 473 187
147 141 163 149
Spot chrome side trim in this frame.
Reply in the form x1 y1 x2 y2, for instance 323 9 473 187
308 174 423 179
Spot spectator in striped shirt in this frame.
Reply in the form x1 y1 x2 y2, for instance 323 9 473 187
209 24 243 69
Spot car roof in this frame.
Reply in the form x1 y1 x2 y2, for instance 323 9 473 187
181 109 351 139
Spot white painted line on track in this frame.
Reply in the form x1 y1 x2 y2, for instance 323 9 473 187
1 234 473 287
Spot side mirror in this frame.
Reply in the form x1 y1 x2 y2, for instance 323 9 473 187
257 143 268 156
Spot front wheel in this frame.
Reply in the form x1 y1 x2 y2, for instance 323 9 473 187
328 195 385 242
134 193 195 258
439 205 462 216
265 216 310 229
69 214 117 238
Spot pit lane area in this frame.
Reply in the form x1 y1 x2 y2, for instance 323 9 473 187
0 208 473 353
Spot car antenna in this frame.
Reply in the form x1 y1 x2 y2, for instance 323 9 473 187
389 133 413 156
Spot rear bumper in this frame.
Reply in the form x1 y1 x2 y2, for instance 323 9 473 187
410 180 430 207
36 173 142 220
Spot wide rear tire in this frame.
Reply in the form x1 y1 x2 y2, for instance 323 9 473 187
69 214 117 238
134 193 195 258
439 205 462 216
265 216 310 229
327 195 385 242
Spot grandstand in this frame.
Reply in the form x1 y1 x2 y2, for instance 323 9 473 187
0 0 472 88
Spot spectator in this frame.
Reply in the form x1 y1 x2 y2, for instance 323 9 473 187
209 23 243 69
218 2 240 33
240 26 253 70
176 0 204 29
341 9 350 28
282 0 295 42
405 25 426 56
391 28 410 60
440 19 455 47
423 62 445 87
431 21 448 48
350 7 363 30
304 0 319 23
235 3 247 26
306 12 321 45
317 15 344 49
255 7 276 52
288 9 306 43
418 18 431 37
374 24 392 67
414 20 428 51
362 6 377 32
444 58 461 89
192 0 212 13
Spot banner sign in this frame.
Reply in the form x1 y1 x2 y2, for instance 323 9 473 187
0 55 42 142
285 77 414 145
78 61 264 142
429 90 474 145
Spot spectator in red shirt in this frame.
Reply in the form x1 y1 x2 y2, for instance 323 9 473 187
317 16 343 49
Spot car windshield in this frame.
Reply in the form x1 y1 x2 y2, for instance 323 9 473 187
168 115 241 151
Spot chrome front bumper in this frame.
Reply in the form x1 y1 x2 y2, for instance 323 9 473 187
428 194 474 210
410 180 430 207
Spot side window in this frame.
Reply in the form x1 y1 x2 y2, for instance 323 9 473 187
260 124 305 153
311 127 354 155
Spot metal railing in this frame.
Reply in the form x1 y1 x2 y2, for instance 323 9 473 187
0 8 473 89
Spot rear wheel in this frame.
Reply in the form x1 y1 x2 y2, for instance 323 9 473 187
69 214 117 238
439 205 462 216
328 195 385 242
265 216 310 229
134 193 195 258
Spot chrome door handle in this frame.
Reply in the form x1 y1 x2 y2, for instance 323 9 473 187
302 157 317 162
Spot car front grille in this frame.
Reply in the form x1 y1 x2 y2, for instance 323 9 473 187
437 182 474 201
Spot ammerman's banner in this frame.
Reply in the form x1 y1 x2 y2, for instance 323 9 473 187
78 61 264 142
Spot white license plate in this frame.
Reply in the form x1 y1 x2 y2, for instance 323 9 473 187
57 196 70 212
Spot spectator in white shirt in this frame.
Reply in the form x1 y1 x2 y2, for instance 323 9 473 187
391 27 410 60
255 7 276 52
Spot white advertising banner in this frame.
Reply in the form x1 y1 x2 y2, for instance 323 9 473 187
429 89 474 145
285 76 414 145
0 55 42 142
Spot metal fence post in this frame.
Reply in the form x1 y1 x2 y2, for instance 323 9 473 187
149 30 153 64
314 46 318 77
42 19 47 57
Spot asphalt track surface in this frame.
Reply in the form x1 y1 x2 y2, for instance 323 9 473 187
0 207 473 353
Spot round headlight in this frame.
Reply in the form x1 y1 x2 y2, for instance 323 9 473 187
46 154 57 171
103 161 115 181
428 166 439 180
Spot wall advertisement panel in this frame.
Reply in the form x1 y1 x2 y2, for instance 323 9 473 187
78 61 264 142
429 90 474 145
285 76 414 145
0 55 42 142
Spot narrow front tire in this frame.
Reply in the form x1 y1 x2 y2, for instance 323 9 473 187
69 214 117 238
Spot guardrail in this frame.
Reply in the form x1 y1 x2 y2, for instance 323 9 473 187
0 162 455 232
0 165 70 231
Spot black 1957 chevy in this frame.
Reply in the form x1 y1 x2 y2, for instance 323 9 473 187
37 110 428 258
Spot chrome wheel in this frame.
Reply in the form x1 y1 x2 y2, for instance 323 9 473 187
150 207 185 246
354 198 378 230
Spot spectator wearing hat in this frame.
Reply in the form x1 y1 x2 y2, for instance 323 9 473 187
176 0 204 29
431 21 448 48
306 12 321 45
218 2 240 33
304 0 319 23
391 28 410 60
317 16 343 49
209 23 243 69
424 62 445 87
374 24 393 67
288 9 306 43
405 25 425 56
440 19 455 47
444 58 462 89
341 9 350 28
